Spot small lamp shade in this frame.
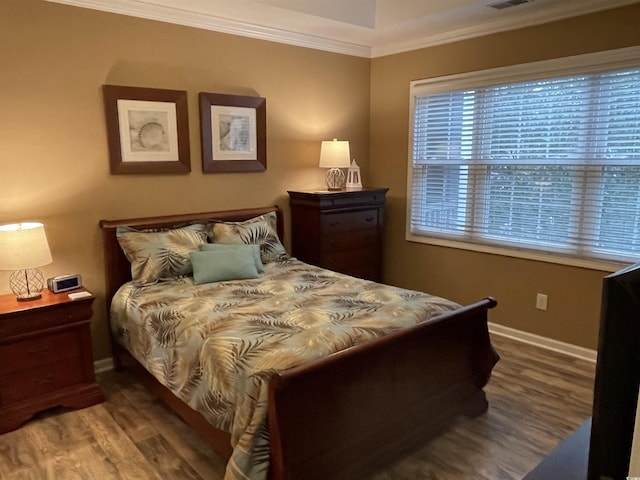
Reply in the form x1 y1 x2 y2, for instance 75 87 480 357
319 138 350 190
0 222 53 301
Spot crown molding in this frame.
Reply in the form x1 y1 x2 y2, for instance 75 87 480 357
371 0 640 57
46 0 640 59
45 0 373 56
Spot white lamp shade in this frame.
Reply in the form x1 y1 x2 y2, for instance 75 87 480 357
0 222 52 270
319 138 351 168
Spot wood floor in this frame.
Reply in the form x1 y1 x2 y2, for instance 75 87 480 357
0 333 595 480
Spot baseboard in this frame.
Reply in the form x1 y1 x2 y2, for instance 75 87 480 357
94 357 115 373
93 324 597 374
489 322 597 363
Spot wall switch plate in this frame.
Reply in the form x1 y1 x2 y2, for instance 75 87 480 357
536 293 548 311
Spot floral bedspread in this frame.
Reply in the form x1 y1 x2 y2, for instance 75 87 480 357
110 258 460 480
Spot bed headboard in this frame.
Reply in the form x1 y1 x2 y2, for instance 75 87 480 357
98 205 284 308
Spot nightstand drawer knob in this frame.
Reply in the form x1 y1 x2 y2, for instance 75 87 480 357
34 374 53 385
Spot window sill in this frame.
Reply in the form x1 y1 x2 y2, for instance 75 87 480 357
405 232 629 273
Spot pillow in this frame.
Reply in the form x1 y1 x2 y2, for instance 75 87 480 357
200 243 264 273
208 211 288 264
190 249 259 284
117 224 207 286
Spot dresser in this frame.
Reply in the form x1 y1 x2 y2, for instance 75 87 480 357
0 288 104 433
288 187 388 282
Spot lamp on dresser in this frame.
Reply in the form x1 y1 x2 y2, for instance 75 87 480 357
319 138 351 190
0 222 52 301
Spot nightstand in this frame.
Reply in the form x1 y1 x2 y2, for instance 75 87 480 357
288 187 388 282
0 288 104 433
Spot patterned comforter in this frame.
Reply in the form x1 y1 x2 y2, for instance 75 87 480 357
110 258 460 480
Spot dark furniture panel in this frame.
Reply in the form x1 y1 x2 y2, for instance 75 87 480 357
523 419 590 480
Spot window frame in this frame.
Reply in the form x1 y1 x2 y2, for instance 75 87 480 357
406 46 640 272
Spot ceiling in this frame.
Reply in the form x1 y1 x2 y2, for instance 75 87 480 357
47 0 639 57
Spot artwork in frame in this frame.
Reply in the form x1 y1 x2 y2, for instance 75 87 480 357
199 92 266 173
102 85 191 174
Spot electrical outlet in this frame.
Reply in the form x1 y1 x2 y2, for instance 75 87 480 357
536 293 548 311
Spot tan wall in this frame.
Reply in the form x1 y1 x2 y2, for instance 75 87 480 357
0 0 370 360
370 4 640 350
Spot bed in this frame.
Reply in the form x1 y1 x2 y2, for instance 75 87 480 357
99 205 499 480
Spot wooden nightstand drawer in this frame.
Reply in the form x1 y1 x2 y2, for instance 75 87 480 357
322 229 378 252
0 301 93 338
0 330 80 376
321 209 379 234
0 357 83 405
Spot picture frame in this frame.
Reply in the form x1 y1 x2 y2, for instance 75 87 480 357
199 92 266 173
102 85 191 174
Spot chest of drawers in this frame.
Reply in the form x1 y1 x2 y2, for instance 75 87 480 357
0 289 104 433
288 187 388 282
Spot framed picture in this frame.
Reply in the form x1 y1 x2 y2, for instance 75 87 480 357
102 85 191 174
199 92 266 173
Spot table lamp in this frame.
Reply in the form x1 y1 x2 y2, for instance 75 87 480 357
319 138 350 190
0 222 53 301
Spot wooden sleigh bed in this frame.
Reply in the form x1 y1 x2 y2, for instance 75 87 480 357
99 205 499 480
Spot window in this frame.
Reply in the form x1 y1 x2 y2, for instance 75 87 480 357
408 48 640 267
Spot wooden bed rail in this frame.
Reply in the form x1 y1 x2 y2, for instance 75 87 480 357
267 297 498 480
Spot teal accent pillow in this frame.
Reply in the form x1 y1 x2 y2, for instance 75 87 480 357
200 243 264 273
190 249 259 285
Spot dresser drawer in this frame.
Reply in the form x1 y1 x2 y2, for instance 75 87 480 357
322 247 380 280
0 330 80 376
321 209 379 234
0 356 83 405
322 229 379 252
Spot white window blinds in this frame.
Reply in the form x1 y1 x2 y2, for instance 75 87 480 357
409 65 640 264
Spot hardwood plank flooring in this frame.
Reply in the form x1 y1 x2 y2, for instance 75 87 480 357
0 334 595 479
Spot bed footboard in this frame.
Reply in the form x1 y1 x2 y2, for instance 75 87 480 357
267 297 498 480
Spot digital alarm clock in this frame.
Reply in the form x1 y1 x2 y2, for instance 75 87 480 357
47 274 82 293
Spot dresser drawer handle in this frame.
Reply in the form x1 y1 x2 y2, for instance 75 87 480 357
28 346 50 358
365 217 374 222
34 374 54 385
329 221 340 227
